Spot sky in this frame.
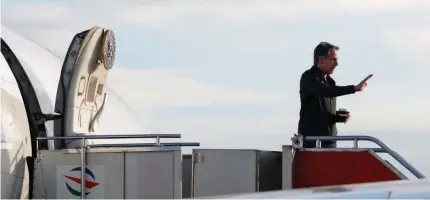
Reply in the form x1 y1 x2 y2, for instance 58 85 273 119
1 0 430 176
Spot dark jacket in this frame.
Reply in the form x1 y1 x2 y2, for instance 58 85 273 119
298 65 356 143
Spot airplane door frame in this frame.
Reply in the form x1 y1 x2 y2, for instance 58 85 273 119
1 38 51 198
53 29 89 149
1 38 50 154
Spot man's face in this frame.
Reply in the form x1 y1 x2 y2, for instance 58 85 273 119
319 49 338 74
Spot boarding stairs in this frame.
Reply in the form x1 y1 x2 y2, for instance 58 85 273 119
31 134 426 199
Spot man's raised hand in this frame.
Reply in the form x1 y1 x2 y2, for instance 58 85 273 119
355 74 373 92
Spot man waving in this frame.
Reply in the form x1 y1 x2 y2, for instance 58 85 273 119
298 42 373 148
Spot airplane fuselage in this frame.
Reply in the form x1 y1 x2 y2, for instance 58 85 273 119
0 25 153 199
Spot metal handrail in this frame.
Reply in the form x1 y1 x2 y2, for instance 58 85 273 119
304 147 386 153
291 135 426 179
37 133 182 140
36 133 197 199
37 133 182 143
87 142 200 148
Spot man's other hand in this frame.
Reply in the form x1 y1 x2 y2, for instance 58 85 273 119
355 74 373 92
344 113 350 123
336 111 350 123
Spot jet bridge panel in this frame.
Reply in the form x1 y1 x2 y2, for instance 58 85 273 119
191 149 282 198
32 147 181 199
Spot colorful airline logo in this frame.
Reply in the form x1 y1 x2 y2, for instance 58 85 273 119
63 167 100 196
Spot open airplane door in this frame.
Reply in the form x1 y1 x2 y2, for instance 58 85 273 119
54 27 115 149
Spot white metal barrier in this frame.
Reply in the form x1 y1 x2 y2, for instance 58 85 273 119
190 149 283 198
35 134 199 199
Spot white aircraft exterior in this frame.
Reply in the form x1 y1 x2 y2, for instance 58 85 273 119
206 178 430 199
1 25 154 199
1 25 429 199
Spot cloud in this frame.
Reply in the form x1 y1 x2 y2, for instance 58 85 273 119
377 27 430 131
108 68 289 109
340 101 430 132
119 0 430 25
3 2 71 22
3 0 429 58
1 1 122 31
381 27 430 65
4 0 430 29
